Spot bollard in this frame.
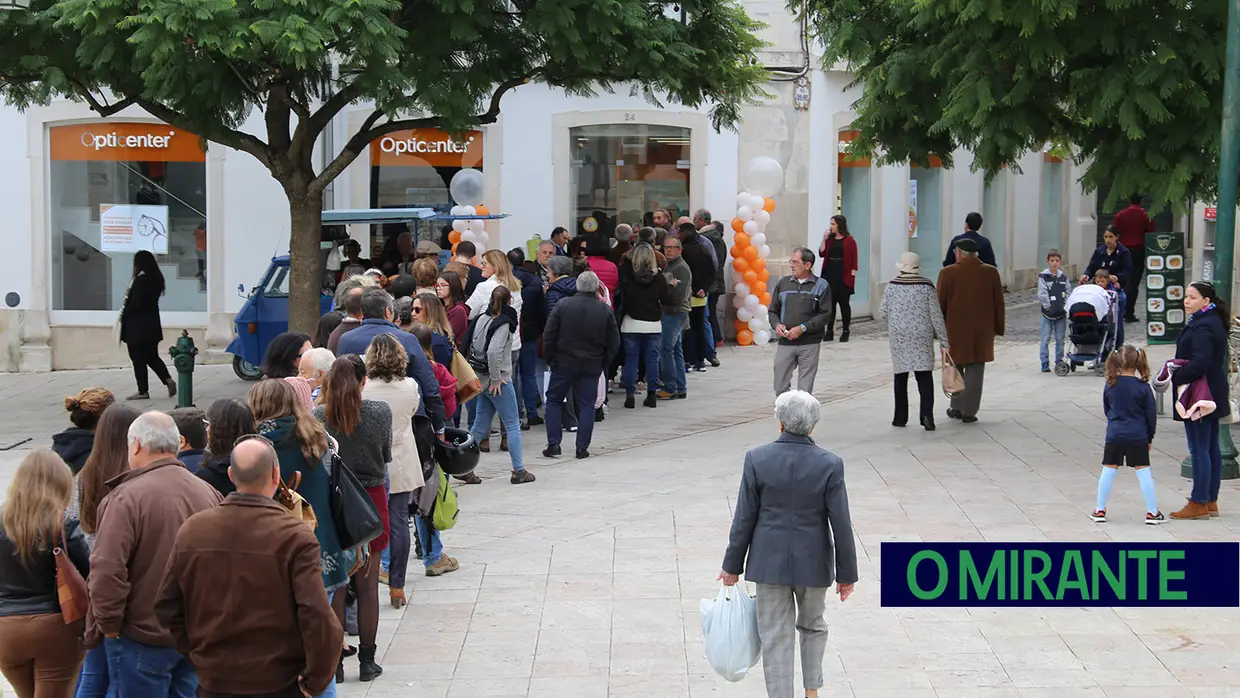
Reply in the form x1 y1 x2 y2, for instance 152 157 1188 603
168 330 198 408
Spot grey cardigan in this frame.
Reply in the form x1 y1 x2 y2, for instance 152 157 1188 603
722 433 859 588
312 401 392 488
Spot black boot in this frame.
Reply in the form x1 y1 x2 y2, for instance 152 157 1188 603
336 658 344 684
839 330 850 343
624 394 636 409
643 391 658 408
358 644 383 682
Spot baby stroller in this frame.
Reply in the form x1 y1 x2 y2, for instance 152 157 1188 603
1054 301 1114 376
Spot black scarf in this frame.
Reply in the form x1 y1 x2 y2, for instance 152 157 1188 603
889 272 934 287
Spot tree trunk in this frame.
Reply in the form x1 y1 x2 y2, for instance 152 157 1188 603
287 191 326 336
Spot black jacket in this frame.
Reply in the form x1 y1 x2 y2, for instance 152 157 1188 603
543 291 620 373
513 267 547 342
618 264 672 323
0 514 90 617
120 271 164 345
463 264 485 299
1083 243 1134 286
196 454 237 498
701 226 728 294
1172 310 1231 422
681 234 716 295
52 428 94 475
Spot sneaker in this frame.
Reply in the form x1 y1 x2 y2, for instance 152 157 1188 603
378 570 389 586
674 392 687 400
657 390 677 400
127 392 150 401
707 356 721 367
1145 511 1166 525
425 556 460 576
1041 364 1051 373
692 365 708 373
567 425 578 433
510 469 536 485
454 472 482 485
1089 509 1107 523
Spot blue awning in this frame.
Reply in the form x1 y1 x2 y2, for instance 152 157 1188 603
321 208 511 225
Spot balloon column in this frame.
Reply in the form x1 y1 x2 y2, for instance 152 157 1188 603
730 156 784 346
446 169 489 254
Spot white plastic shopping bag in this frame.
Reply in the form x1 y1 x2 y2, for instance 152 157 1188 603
700 583 761 681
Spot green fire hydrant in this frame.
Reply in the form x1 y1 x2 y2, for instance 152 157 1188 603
168 330 198 408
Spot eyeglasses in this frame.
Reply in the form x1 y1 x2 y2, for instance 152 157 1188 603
434 280 449 288
412 305 424 313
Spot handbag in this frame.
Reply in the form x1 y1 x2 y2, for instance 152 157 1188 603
275 471 318 530
53 524 88 628
941 351 965 397
450 349 482 405
326 449 384 549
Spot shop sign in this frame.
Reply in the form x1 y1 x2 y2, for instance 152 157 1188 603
371 128 483 168
1205 206 1217 221
100 204 169 253
1144 232 1186 344
50 123 206 162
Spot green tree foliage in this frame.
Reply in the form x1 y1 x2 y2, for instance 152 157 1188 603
798 0 1226 209
0 0 766 332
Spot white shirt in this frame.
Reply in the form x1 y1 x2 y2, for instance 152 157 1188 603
466 276 524 350
1067 284 1116 323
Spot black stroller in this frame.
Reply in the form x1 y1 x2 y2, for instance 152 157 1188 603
1054 301 1114 376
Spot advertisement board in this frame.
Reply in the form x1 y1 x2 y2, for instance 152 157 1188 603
1144 232 1186 344
100 204 170 253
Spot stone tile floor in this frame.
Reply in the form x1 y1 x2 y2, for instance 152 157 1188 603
3 329 1240 697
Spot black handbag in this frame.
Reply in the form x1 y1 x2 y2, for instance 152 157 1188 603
327 450 383 549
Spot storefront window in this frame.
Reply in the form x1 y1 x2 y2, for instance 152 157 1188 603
49 123 207 312
569 124 690 236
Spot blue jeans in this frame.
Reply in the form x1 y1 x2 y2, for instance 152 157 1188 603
387 490 413 588
518 341 541 415
415 515 444 567
75 646 112 698
660 313 687 394
1185 418 1223 503
1039 316 1066 366
104 636 196 698
468 382 523 471
622 333 661 395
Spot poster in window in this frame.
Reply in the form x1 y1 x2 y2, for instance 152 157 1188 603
99 204 169 253
908 180 919 239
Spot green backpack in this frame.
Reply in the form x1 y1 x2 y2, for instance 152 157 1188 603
432 467 458 531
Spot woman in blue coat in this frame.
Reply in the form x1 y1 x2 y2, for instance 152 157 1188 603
1169 281 1231 520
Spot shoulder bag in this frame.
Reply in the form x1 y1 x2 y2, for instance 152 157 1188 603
326 449 384 549
275 471 318 530
53 524 88 629
449 349 482 405
941 351 965 397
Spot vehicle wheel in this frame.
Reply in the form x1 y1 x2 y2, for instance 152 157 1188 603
1093 362 1108 377
1054 362 1071 377
232 356 262 381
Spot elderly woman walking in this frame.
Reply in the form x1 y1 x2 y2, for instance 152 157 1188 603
720 390 858 698
880 252 950 431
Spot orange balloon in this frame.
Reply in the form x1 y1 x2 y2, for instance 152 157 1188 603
451 242 459 254
734 232 751 249
752 280 767 296
731 218 745 233
448 230 463 244
742 269 758 285
751 257 766 272
734 318 749 333
763 197 776 213
729 245 741 260
760 292 771 306
759 269 770 282
743 246 759 262
475 204 490 216
737 330 754 346
733 257 750 273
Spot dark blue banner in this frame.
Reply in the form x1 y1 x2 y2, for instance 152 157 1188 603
880 542 1239 607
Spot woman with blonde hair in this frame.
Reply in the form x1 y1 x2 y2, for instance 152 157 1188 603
0 450 90 697
618 242 672 409
52 388 115 475
465 251 525 448
413 293 456 365
362 336 423 609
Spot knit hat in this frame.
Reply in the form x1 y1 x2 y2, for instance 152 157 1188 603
897 252 921 274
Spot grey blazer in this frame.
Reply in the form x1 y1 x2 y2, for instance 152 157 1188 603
722 433 859 588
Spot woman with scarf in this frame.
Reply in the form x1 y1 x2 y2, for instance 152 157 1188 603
879 252 949 431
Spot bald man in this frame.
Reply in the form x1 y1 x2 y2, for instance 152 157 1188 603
156 438 343 698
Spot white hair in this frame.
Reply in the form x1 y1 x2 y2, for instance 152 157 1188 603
302 347 335 377
614 224 633 243
128 411 181 455
576 270 602 295
774 390 821 436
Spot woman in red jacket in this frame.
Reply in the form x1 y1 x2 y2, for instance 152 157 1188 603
584 235 620 305
819 215 859 342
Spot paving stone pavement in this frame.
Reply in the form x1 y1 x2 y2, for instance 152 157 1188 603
4 330 1240 697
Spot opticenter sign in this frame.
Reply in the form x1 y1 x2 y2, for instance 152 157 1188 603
50 123 206 162
80 130 177 150
370 128 483 168
378 134 475 156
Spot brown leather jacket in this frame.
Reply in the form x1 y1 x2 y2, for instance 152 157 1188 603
86 458 222 647
156 493 343 696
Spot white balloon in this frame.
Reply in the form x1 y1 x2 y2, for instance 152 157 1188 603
452 219 469 233
749 195 765 211
758 304 769 317
744 293 760 310
450 205 466 216
734 282 750 297
750 233 767 248
460 230 478 243
743 220 760 235
449 169 485 206
474 243 486 255
743 156 785 197
733 294 747 309
754 329 771 345
759 245 771 259
736 191 752 207
736 206 753 221
737 307 753 322
459 205 476 217
748 317 764 333
467 219 485 233
755 209 771 226
480 230 491 244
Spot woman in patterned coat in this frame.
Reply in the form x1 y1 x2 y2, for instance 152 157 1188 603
880 252 949 431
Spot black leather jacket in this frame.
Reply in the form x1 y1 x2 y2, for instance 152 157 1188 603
0 514 90 617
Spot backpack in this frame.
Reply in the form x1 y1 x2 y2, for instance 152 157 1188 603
432 467 458 531
1042 272 1068 320
462 314 504 374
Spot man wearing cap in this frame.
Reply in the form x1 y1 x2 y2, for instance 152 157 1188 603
937 238 1005 423
943 212 996 268
417 239 442 259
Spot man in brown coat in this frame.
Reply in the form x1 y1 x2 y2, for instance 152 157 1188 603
938 238 1005 423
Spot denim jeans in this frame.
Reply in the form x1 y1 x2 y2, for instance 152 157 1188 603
684 305 711 366
545 367 602 451
387 491 412 589
468 381 523 471
414 515 443 567
622 333 661 395
104 636 196 698
1185 417 1223 503
518 341 541 416
660 313 688 393
75 646 112 698
1039 316 1067 366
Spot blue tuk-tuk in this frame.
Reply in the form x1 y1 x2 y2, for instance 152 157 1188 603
227 207 507 380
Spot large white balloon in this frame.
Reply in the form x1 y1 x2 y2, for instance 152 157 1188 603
755 209 771 226
743 220 760 235
737 307 753 322
734 282 750 297
759 245 771 259
744 293 760 310
460 230 478 243
736 191 753 207
750 233 767 248
733 294 747 309
748 317 765 333
449 169 485 206
452 219 469 233
743 156 785 197
754 329 771 345
736 206 753 221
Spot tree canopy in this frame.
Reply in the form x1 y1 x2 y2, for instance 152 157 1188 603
797 0 1227 208
0 0 767 332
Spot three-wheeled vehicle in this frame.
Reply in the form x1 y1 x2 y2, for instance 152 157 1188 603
227 207 507 380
